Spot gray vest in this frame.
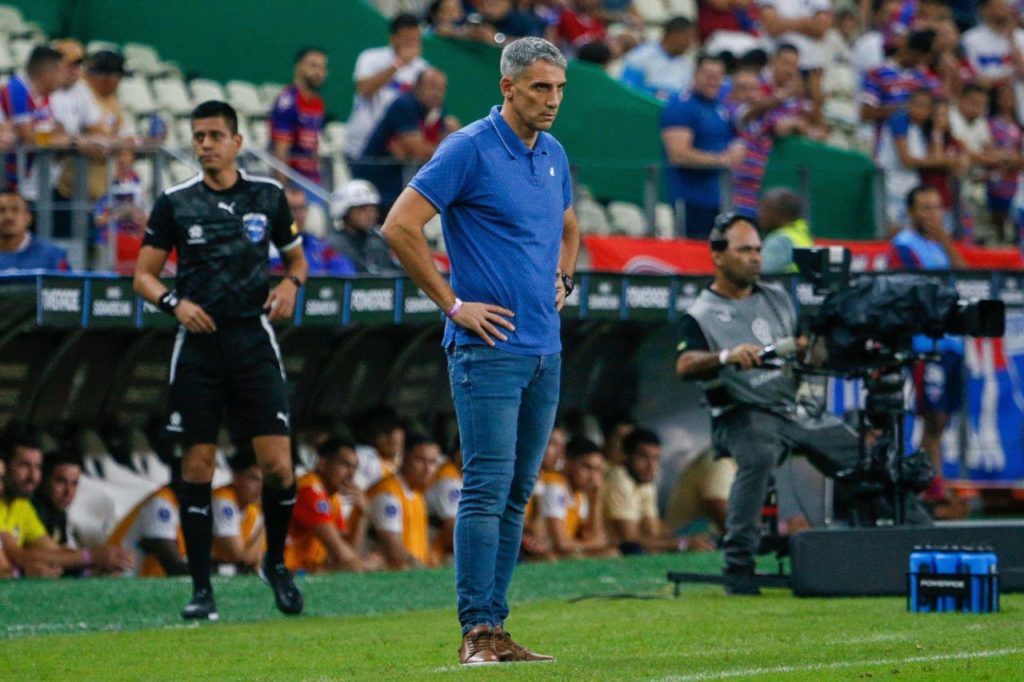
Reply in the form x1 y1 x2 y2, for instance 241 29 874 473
686 282 797 416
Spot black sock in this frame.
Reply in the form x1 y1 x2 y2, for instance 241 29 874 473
262 481 296 567
178 481 213 593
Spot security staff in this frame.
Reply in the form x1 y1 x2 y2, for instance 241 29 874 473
134 100 308 621
675 213 861 595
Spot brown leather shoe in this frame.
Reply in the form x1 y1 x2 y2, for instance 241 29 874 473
493 626 555 663
459 624 500 666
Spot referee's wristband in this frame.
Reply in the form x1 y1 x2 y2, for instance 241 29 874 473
158 290 181 316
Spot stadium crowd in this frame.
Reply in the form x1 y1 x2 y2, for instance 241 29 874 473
0 412 735 578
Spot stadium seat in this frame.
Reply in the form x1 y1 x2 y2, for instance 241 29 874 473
226 80 266 117
122 42 165 76
0 5 26 34
325 121 347 151
151 76 193 116
173 117 193 149
132 156 154 196
118 76 157 115
85 39 120 55
248 117 270 150
190 77 226 104
633 0 670 25
9 37 35 66
575 197 611 235
0 40 15 74
663 0 697 20
260 82 286 109
170 159 198 184
304 202 329 239
608 201 649 236
331 156 352 186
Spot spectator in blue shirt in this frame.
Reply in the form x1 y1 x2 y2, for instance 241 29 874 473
0 190 69 272
888 185 967 516
661 54 745 239
381 37 579 665
270 186 354 276
620 16 697 102
351 68 459 213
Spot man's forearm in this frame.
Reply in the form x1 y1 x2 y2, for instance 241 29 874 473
676 350 724 380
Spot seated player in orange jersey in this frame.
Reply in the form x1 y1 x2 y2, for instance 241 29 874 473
426 447 462 562
211 447 265 574
107 484 187 577
539 437 617 558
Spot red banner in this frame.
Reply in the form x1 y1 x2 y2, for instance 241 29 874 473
583 236 1023 274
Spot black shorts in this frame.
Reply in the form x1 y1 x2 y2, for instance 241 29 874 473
165 316 290 445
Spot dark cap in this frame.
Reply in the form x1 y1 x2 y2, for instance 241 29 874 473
88 50 128 75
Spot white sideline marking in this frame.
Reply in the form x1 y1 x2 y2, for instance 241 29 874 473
658 647 1024 681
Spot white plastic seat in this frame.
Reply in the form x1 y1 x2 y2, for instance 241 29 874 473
152 76 192 116
575 197 611 235
0 6 26 33
9 38 35 66
118 76 157 114
260 82 286 109
664 0 697 20
122 42 163 76
325 121 347 151
608 200 649 236
226 80 265 117
0 40 14 73
85 40 120 55
189 77 225 104
248 116 270 150
633 0 670 25
655 202 675 239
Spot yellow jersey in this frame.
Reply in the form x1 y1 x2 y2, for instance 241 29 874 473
0 496 47 548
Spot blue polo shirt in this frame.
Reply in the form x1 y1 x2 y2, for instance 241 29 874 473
0 236 69 272
409 106 572 355
660 91 733 208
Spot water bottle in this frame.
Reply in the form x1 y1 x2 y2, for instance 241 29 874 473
932 550 960 612
959 549 988 613
909 548 934 612
978 547 999 612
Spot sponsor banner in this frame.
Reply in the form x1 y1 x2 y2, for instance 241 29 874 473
584 236 1023 274
346 278 398 325
37 276 85 327
673 276 708 317
583 274 624 320
88 280 135 328
624 276 672 321
400 279 441 324
300 279 345 327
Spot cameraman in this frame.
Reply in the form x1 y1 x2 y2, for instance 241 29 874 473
674 213 862 595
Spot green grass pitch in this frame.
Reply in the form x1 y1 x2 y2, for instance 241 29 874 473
2 553 1021 680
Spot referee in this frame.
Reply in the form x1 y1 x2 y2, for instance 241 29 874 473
134 101 308 620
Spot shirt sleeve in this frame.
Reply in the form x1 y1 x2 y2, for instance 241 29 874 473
18 502 48 546
407 132 479 213
5 79 33 124
676 313 710 355
639 483 659 520
143 193 177 251
292 483 334 528
212 495 242 538
270 91 298 142
888 110 910 138
860 69 881 107
137 496 180 541
603 470 641 522
760 233 794 275
369 492 404 534
659 98 694 131
386 97 424 137
560 146 573 210
269 188 301 252
427 477 462 520
539 479 570 520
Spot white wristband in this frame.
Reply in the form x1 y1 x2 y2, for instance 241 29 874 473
719 349 730 366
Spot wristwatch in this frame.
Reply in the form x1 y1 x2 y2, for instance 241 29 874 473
559 272 575 297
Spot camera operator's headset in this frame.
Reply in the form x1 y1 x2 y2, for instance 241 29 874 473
709 211 758 253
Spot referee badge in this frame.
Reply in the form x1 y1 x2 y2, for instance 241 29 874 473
243 212 268 243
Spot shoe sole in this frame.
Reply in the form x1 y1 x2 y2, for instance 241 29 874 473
181 611 219 622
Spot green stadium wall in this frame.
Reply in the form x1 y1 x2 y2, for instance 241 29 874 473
12 0 875 237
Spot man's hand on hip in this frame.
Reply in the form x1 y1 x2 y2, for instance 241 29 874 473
451 302 515 347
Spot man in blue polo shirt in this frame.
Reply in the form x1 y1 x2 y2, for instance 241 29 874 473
660 53 744 239
0 190 69 272
888 185 967 517
382 37 579 666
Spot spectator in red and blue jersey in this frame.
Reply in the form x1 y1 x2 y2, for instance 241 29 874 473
556 0 609 54
859 29 938 135
351 68 458 212
986 84 1023 242
1 46 69 202
961 0 1024 92
0 191 68 272
697 0 760 44
270 47 327 187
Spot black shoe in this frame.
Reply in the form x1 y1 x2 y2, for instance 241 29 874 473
260 557 304 615
722 566 762 596
181 588 219 621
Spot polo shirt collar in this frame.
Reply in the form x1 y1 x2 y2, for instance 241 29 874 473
487 105 549 158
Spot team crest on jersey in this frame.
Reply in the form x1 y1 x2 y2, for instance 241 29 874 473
385 503 399 518
243 213 268 243
449 488 461 504
222 505 234 519
158 507 172 522
315 499 329 514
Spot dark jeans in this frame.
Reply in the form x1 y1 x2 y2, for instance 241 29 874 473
446 344 561 632
712 407 860 570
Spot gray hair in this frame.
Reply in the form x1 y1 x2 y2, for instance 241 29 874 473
499 37 567 81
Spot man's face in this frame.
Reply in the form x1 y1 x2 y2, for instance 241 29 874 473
233 466 263 508
416 70 448 111
568 452 606 494
402 443 441 491
0 193 32 241
318 447 358 494
501 60 567 133
89 72 122 98
915 0 952 28
480 0 512 22
626 444 661 484
391 26 422 56
35 62 62 95
730 72 761 106
345 204 380 231
907 92 933 123
60 55 84 89
713 222 762 288
960 91 987 121
374 427 405 460
542 427 567 470
192 116 242 175
285 188 308 232
771 51 800 88
45 463 81 511
909 189 945 234
297 51 328 92
693 60 725 100
983 0 1013 26
7 446 43 498
662 27 694 56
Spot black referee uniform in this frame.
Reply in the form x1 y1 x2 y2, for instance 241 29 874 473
143 170 300 445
